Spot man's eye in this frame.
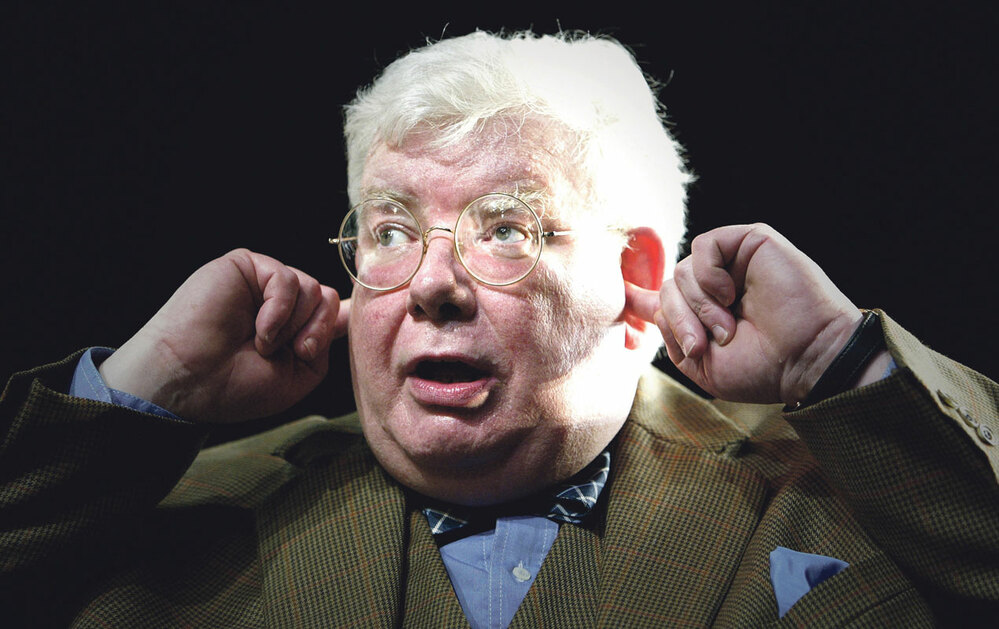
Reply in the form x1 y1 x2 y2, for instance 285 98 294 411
490 224 528 243
376 226 411 247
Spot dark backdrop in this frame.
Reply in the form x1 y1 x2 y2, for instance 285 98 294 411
4 3 996 441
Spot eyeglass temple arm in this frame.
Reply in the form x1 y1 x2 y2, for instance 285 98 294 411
333 232 569 244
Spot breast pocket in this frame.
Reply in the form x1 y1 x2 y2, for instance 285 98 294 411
773 554 933 627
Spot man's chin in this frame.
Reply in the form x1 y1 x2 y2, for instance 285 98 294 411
400 464 554 507
377 435 545 500
399 435 519 473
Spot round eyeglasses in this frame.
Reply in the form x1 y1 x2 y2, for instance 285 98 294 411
329 193 571 291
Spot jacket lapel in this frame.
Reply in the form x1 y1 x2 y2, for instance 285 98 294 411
403 509 472 627
595 369 769 627
255 438 407 628
509 519 603 626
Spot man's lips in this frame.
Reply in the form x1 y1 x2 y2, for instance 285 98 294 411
404 356 497 408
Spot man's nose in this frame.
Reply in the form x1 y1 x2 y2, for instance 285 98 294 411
405 230 477 321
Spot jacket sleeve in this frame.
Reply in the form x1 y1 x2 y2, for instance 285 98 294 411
785 310 999 619
0 352 207 622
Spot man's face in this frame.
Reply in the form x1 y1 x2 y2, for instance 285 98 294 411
347 121 643 505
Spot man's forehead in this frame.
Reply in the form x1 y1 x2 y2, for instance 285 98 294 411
361 144 544 192
359 130 577 218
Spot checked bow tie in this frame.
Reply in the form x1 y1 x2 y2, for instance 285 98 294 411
422 450 611 540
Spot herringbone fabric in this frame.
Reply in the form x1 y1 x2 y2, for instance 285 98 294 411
2 311 997 627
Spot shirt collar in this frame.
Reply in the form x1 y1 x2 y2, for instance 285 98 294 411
421 450 611 540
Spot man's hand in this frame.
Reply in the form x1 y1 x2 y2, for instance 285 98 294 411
99 249 350 422
627 224 867 406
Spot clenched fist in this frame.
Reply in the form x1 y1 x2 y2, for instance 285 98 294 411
99 249 350 422
627 224 880 406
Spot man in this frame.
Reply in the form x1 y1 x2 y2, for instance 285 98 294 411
2 30 997 627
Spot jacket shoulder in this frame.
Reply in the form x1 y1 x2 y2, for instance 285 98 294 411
629 367 813 484
159 412 365 510
630 367 795 451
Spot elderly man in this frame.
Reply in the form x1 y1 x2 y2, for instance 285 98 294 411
2 31 997 627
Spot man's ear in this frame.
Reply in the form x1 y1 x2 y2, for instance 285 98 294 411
621 227 666 350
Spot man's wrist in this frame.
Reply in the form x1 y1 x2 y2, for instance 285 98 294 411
97 334 191 417
71 347 183 420
794 309 886 409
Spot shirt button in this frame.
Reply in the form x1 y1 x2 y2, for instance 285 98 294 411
512 562 531 582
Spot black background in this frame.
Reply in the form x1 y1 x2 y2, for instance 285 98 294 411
4 3 996 439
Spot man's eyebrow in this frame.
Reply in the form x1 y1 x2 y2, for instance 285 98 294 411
509 187 561 220
487 181 548 208
509 187 548 204
354 184 556 216
357 187 415 205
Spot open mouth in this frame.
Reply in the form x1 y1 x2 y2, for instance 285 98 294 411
414 360 489 383
406 356 496 408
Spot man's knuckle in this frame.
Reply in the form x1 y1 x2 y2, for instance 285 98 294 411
673 259 692 280
747 222 776 240
274 267 297 285
302 277 321 299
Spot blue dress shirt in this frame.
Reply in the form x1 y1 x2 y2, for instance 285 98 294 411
440 516 559 629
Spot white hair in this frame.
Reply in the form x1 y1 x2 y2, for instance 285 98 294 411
343 30 692 361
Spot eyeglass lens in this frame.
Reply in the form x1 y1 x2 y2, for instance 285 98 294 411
338 194 543 289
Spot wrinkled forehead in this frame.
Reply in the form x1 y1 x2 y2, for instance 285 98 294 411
358 118 591 221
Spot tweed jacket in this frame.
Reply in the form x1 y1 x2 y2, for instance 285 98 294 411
2 311 998 627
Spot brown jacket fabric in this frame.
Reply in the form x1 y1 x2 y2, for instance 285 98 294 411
2 311 997 627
